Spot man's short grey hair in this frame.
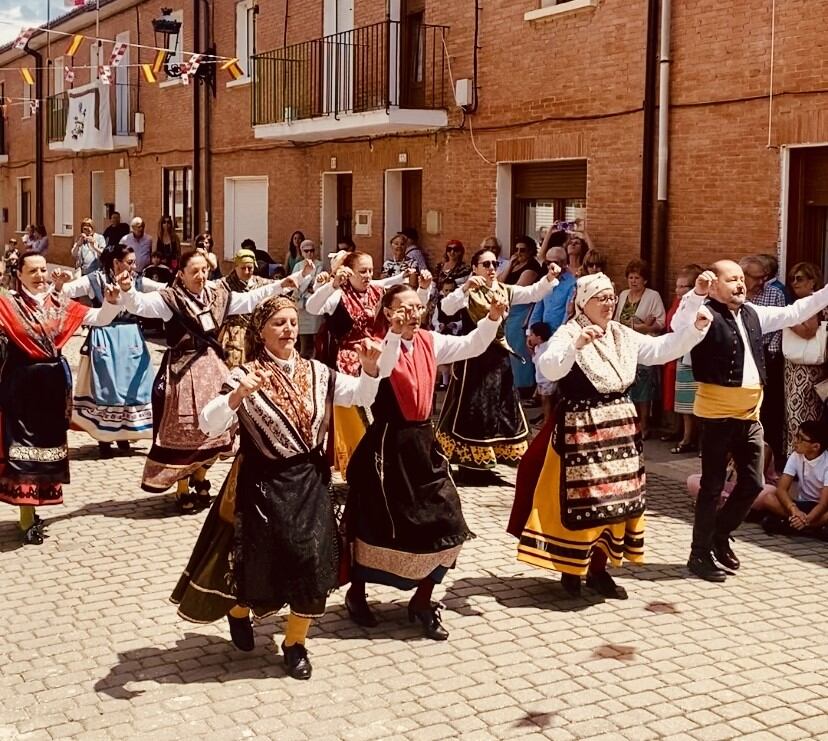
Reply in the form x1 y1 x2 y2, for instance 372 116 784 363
739 255 766 273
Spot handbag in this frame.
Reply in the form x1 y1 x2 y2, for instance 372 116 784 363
782 321 827 365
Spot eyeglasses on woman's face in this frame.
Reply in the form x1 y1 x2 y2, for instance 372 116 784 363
791 274 812 283
590 293 618 305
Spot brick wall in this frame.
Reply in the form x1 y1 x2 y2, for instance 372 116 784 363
0 0 826 290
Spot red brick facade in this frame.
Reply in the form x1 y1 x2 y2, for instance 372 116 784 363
1 0 826 288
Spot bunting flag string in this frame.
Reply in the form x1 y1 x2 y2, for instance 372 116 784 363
109 42 128 68
19 68 34 86
66 34 84 57
64 66 75 83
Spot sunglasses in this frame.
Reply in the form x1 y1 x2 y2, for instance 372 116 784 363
792 274 811 283
446 246 462 253
301 248 315 254
585 262 600 268
477 260 498 269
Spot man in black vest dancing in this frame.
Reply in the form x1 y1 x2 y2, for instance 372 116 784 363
673 260 828 582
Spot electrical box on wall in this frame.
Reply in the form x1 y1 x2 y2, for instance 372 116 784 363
426 209 441 236
134 112 145 134
454 79 473 108
354 210 372 237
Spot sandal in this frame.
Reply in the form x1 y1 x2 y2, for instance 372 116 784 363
191 480 212 510
175 491 197 514
671 442 697 454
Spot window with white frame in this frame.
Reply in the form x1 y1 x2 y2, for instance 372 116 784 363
54 174 74 236
527 0 598 21
53 55 65 96
90 41 104 82
17 177 31 232
235 1 256 79
163 167 193 240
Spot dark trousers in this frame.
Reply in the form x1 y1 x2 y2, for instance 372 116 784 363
691 418 764 557
760 350 784 470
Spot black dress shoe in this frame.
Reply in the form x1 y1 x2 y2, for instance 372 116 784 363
227 613 255 651
712 538 740 571
21 523 44 545
281 642 312 680
560 573 581 597
687 554 727 583
116 440 131 452
586 571 628 600
345 589 378 627
408 599 449 641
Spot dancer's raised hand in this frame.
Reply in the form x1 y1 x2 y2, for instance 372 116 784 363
574 325 604 350
357 338 383 377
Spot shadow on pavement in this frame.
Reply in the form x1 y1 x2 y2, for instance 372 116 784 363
43 494 186 525
645 472 827 568
94 632 286 700
445 574 604 613
0 522 24 553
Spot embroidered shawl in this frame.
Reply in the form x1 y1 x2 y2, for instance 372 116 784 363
337 282 383 376
224 355 334 459
0 291 88 360
557 315 641 394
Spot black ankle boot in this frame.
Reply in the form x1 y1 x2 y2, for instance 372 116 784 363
345 588 378 627
407 599 449 641
586 570 628 599
560 573 581 597
227 613 254 651
98 442 114 459
281 642 312 679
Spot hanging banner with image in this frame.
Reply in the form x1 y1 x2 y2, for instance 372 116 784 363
62 81 114 152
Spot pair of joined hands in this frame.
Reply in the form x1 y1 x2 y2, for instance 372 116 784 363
574 307 713 350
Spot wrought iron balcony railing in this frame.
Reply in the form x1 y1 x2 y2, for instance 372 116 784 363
252 19 448 127
47 80 138 145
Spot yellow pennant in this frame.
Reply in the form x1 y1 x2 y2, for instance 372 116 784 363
66 34 84 57
141 64 157 84
152 49 166 74
20 67 34 86
221 58 243 80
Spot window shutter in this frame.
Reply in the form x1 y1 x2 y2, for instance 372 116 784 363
512 161 587 200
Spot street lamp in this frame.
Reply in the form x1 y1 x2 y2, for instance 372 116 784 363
152 7 183 78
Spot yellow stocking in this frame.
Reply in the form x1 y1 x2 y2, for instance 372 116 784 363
284 614 312 647
229 605 250 619
19 506 36 531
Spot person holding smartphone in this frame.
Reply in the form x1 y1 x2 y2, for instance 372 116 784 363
72 217 106 276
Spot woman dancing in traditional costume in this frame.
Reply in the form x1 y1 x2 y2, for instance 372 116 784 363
116 250 294 512
171 297 389 679
217 248 271 369
435 248 560 473
305 251 428 475
344 285 508 639
0 251 122 544
512 273 712 598
59 244 163 458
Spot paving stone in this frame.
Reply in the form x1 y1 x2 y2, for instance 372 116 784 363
0 333 826 738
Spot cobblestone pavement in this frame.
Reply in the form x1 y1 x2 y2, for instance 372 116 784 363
1 334 827 741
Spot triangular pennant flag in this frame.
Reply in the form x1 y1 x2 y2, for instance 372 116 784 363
29 100 39 115
152 49 166 74
180 64 191 85
0 104 8 120
99 65 112 85
64 66 75 83
141 64 157 84
221 58 243 80
65 0 86 7
66 34 84 57
13 28 34 51
184 54 203 81
109 42 128 67
20 68 34 86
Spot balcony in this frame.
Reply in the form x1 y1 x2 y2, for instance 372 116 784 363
252 20 449 141
47 80 139 153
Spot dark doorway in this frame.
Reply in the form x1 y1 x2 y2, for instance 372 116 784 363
401 169 422 237
787 147 828 278
336 173 353 243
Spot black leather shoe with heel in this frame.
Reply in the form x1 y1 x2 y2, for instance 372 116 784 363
407 599 449 641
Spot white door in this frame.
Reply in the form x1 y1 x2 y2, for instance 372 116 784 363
90 171 106 229
224 178 268 261
115 32 130 135
322 0 354 114
114 168 130 220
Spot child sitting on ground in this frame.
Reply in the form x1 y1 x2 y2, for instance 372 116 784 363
755 420 828 536
527 321 555 426
686 444 778 512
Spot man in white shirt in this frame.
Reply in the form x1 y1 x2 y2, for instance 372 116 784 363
672 260 828 582
120 217 154 272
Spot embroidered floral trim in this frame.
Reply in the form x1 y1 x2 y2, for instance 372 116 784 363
8 443 68 462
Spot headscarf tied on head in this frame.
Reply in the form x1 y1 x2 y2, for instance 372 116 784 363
573 272 614 316
245 296 296 360
234 249 256 266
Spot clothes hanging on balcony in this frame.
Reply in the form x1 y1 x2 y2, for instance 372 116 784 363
62 82 114 152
